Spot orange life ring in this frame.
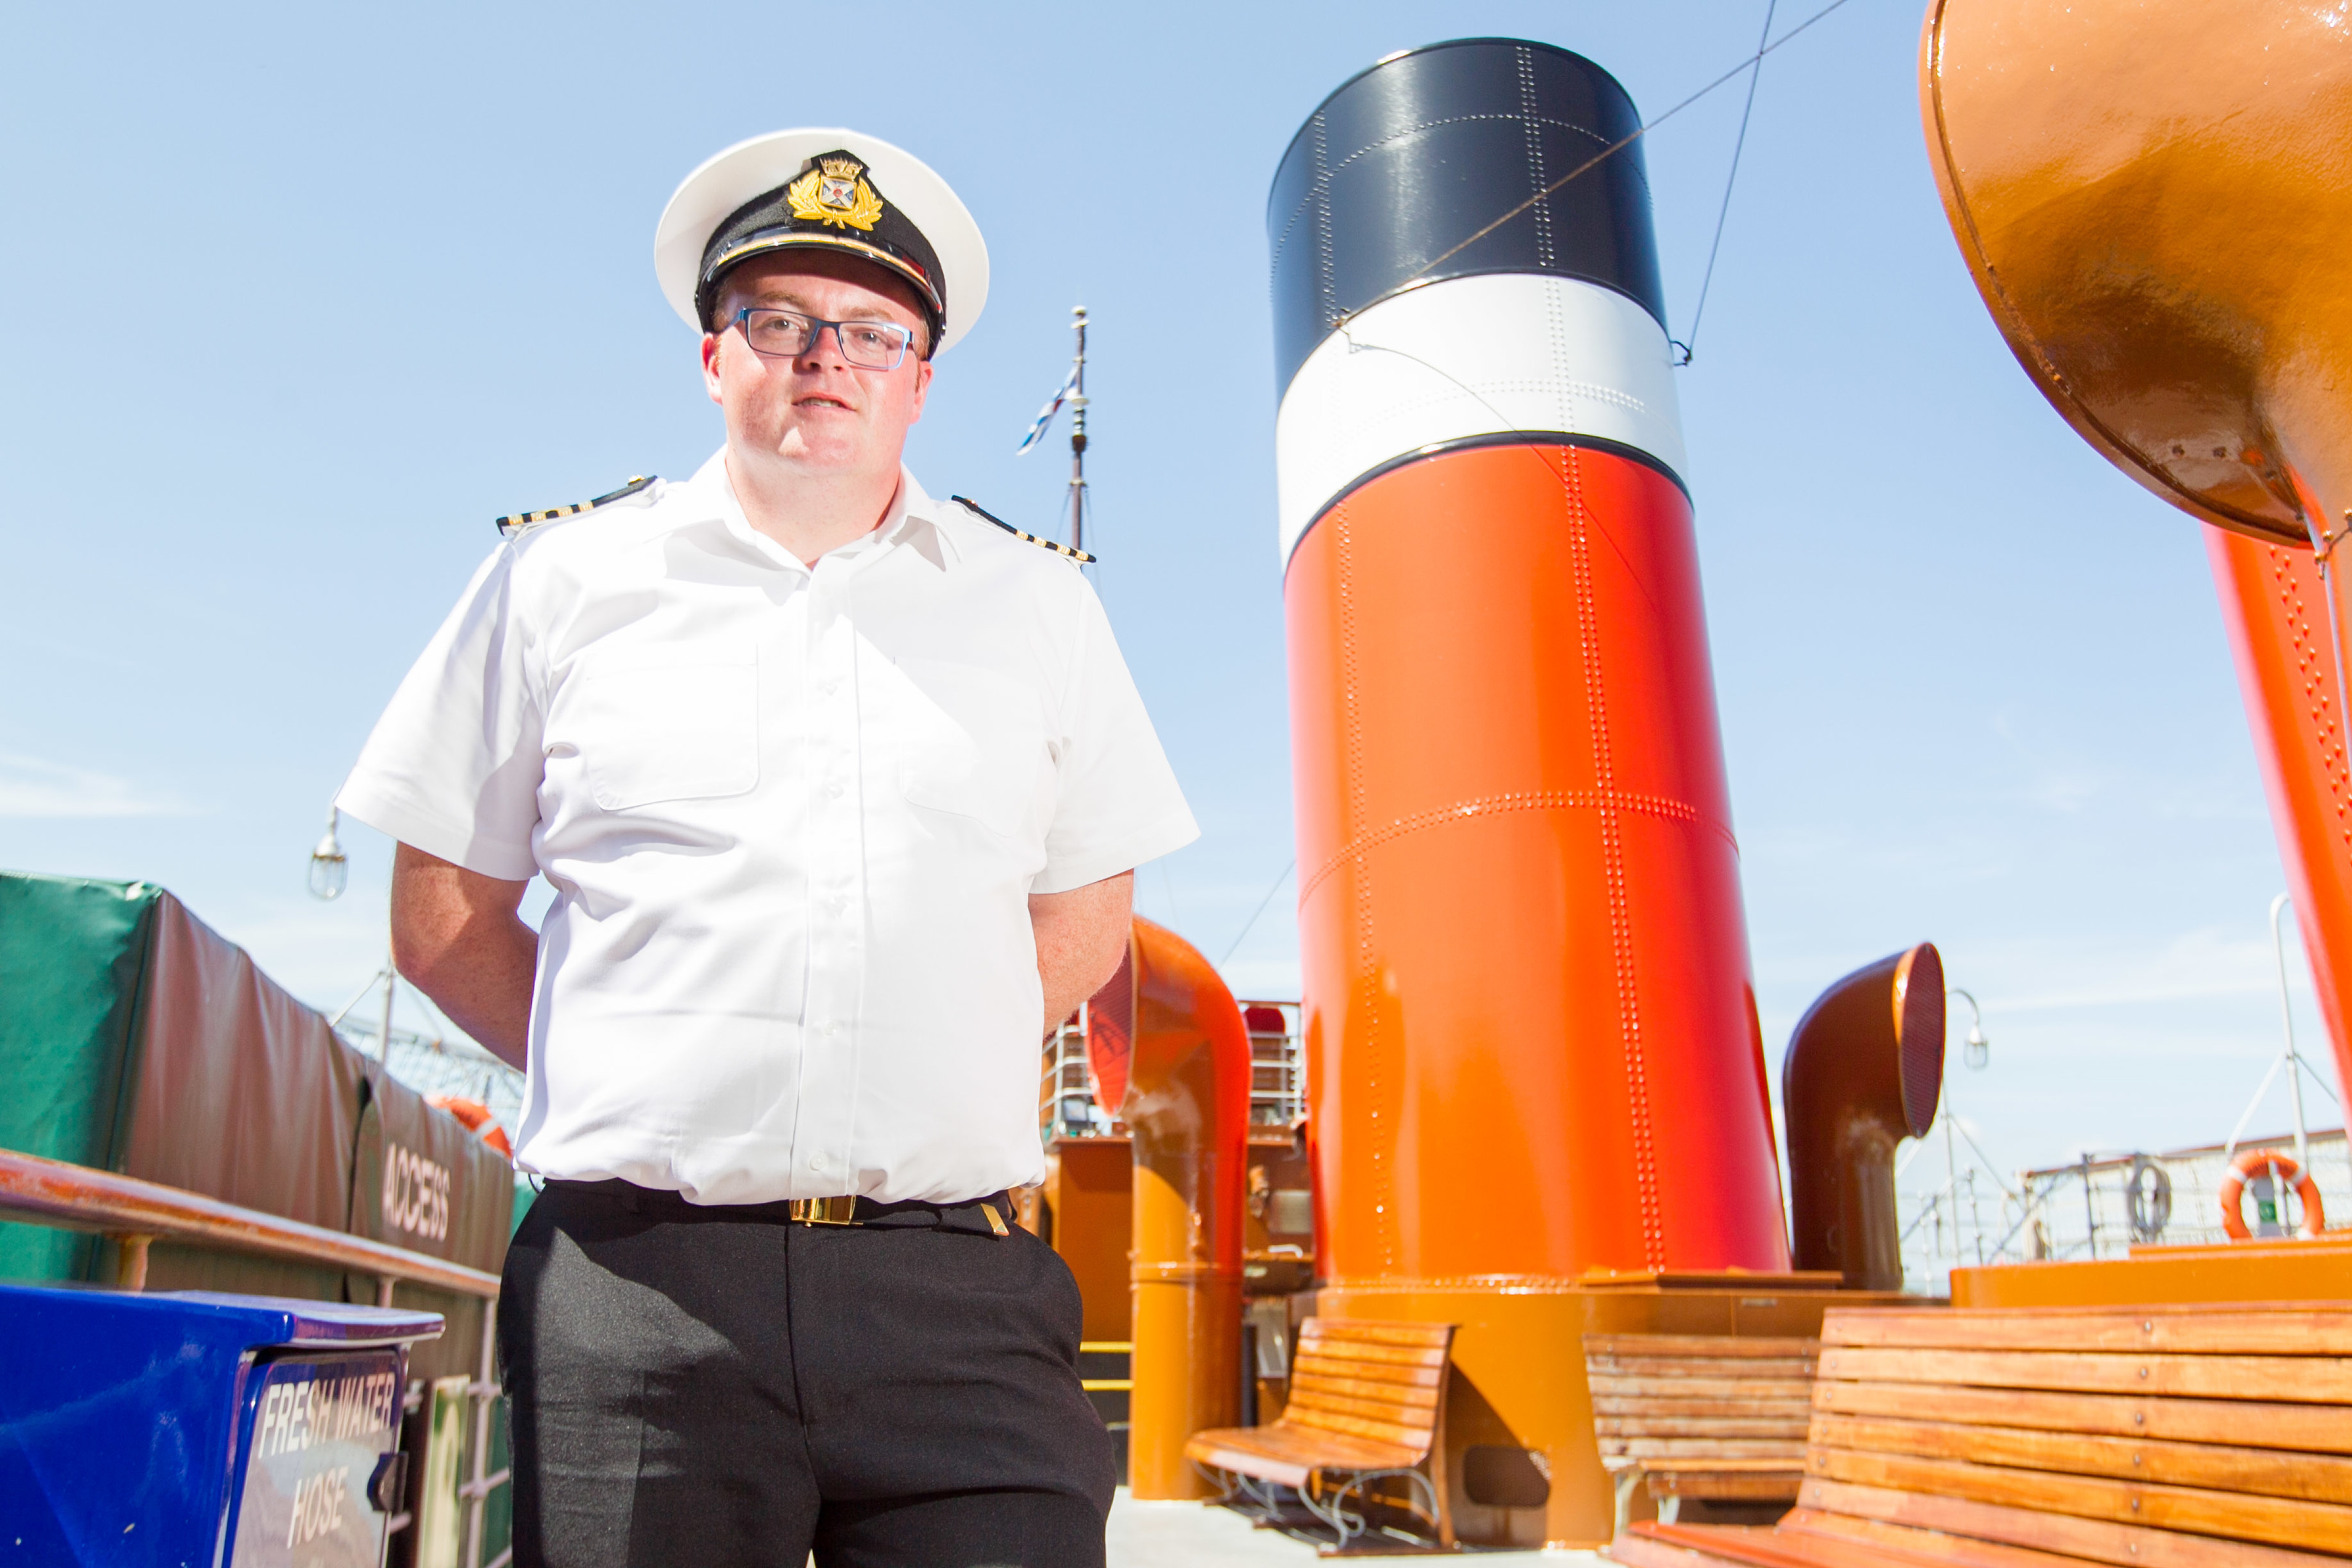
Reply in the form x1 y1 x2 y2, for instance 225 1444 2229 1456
2218 1148 2324 1240
426 1093 515 1159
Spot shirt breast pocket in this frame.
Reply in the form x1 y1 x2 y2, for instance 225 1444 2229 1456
568 651 761 812
896 658 1049 839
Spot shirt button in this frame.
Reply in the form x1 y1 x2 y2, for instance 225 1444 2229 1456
825 780 844 798
809 1157 823 1172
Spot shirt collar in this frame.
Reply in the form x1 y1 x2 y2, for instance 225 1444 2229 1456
689 448 960 574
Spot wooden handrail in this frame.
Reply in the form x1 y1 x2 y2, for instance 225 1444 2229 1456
0 1148 500 1299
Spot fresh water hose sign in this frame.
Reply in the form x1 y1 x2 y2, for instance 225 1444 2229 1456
2125 1155 2173 1243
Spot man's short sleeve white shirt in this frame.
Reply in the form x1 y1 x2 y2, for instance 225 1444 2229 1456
336 452 1199 1204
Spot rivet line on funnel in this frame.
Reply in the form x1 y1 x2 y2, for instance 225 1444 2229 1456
1516 47 1557 269
1310 115 1338 336
1332 497 1397 1271
1267 112 1623 282
1297 785 1728 905
1565 441 1666 1270
2269 547 2352 855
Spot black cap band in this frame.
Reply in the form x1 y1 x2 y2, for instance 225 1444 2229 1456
695 150 947 348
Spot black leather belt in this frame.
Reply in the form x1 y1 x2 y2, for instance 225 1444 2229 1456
547 1179 1013 1238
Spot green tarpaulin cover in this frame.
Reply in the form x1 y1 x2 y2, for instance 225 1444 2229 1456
0 870 511 1376
0 875 161 1278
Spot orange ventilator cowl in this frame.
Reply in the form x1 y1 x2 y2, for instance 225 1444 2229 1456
1269 39 1791 1287
1093 916 1249 1500
1920 0 2352 1095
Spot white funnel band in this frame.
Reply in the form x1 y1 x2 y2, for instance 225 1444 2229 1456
1273 271 1689 564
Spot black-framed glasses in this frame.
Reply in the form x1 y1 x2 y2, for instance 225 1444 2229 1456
730 308 915 369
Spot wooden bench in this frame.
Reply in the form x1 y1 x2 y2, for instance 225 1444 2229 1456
1604 1304 2352 1568
1185 1318 1456 1551
1585 1334 1820 1533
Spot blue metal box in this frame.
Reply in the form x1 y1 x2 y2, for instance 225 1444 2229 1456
0 1284 442 1566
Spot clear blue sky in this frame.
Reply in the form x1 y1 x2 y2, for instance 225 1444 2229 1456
1 0 2334 1180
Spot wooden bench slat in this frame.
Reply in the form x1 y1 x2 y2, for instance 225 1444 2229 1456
1618 1519 1949 1568
1592 1356 1821 1379
1604 1527 1773 1568
1808 1447 2352 1555
1302 1321 1453 1349
1185 1423 1420 1490
1817 1347 2352 1405
1812 1379 2352 1454
1612 1458 1818 1474
1290 1352 1443 1389
1646 1472 1807 1502
1598 1396 1817 1421
1596 1416 1813 1440
1596 1375 1819 1402
1286 1402 1439 1455
1800 1476 2345 1568
1824 1310 2352 1357
1187 1422 1421 1469
1294 1336 1451 1370
1185 1437 1311 1490
1592 1336 1823 1360
1779 1508 2170 1568
1810 1413 2352 1505
1604 1438 1810 1460
1290 1368 1441 1410
1288 1385 1440 1429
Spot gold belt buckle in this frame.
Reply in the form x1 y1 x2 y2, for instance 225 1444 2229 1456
788 1195 862 1226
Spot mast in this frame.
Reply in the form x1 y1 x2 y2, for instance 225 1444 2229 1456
1066 305 1089 554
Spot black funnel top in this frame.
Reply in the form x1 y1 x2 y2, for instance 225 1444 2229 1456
1266 38 1667 398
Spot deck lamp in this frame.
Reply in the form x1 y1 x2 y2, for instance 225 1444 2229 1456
307 809 348 902
1951 987 1989 1071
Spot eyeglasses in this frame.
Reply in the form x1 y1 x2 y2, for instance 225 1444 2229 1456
730 308 916 369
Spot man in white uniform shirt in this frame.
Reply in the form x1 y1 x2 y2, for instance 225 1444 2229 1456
335 130 1196 1567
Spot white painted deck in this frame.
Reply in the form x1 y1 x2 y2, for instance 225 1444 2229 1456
1105 1490 1601 1564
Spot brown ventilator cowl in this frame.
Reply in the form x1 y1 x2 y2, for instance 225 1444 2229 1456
1782 944 1944 1291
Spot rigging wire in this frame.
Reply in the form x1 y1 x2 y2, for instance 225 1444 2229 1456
1219 858 1297 968
1676 0 1780 366
1354 0 1867 314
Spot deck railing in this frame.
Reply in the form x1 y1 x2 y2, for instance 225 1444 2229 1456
0 1147 512 1568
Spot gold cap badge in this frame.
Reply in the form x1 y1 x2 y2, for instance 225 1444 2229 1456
788 155 885 232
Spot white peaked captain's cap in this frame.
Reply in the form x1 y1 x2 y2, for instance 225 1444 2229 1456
653 128 990 355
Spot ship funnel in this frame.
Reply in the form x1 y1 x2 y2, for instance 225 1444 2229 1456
1273 36 1790 1289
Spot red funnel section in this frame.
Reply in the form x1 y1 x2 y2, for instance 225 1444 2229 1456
1287 441 1788 1281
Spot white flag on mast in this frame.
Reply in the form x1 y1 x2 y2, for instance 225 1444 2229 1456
1014 365 1081 455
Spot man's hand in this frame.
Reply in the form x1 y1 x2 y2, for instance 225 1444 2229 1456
1030 871 1133 1034
390 843 538 1070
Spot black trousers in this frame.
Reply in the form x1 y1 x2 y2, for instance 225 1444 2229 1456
499 1180 1116 1567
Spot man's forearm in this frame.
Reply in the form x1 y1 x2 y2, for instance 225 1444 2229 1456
390 843 537 1069
1030 871 1135 1033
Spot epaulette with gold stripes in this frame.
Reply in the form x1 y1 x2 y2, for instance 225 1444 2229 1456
494 475 656 539
951 495 1096 563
